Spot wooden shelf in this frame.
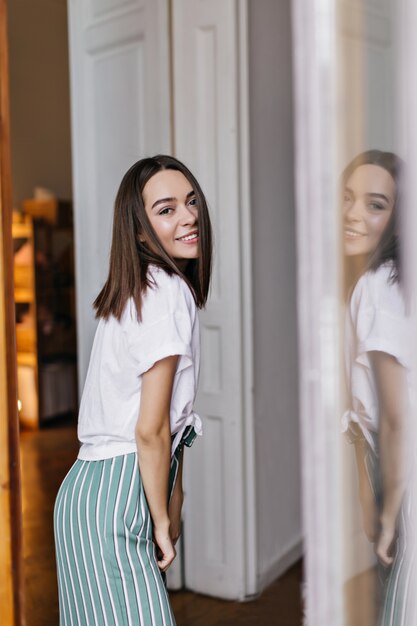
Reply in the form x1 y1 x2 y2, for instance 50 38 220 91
12 222 33 239
14 288 35 303
12 214 38 426
15 325 36 353
14 264 32 287
13 209 78 428
16 352 37 368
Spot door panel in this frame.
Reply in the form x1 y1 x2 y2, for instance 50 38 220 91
173 0 254 599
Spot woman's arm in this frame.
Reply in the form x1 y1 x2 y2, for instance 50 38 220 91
136 354 179 572
369 350 408 567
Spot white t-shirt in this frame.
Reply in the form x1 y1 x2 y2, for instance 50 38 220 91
342 262 411 453
77 266 201 461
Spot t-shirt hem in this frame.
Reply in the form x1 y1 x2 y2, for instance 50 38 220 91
77 442 137 461
171 413 203 455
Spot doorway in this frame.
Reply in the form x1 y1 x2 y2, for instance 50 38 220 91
7 1 79 623
2 0 302 622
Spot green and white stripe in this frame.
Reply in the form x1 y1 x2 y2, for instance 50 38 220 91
365 445 417 625
54 430 194 626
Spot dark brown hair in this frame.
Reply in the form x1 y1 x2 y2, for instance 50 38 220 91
94 155 213 319
343 149 403 284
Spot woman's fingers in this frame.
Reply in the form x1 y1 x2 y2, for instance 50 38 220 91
154 529 176 571
375 527 396 567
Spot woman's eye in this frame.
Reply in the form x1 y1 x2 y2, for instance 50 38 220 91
159 207 173 215
188 197 198 207
368 202 384 211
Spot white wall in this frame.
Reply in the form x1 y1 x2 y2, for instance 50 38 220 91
339 0 396 159
8 0 72 205
248 0 302 588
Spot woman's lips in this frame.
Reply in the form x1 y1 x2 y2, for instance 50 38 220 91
176 231 199 244
344 227 366 239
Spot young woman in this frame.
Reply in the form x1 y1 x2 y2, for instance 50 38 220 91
54 155 212 626
342 150 415 624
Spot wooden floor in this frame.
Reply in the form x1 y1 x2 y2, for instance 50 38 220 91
20 422 303 626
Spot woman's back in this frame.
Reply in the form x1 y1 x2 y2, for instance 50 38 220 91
78 266 201 461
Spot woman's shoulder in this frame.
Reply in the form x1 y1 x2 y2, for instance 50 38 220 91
351 262 404 315
140 266 196 322
120 267 195 329
147 265 193 302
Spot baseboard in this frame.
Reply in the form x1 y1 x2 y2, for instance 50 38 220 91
251 536 303 598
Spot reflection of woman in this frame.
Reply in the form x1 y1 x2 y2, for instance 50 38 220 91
54 155 212 625
342 150 414 624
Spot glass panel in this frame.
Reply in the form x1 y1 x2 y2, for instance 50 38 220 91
294 0 417 624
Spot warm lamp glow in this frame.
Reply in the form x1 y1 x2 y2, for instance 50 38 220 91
17 399 22 412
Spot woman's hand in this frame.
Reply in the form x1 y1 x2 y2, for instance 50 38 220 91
375 521 397 567
153 524 176 572
168 488 184 545
369 351 407 564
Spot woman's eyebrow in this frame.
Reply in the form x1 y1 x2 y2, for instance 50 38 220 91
151 190 195 210
366 192 391 203
151 196 176 209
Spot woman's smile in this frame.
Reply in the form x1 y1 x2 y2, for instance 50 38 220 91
344 226 366 239
176 230 199 243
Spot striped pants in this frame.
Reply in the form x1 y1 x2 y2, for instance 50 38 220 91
54 428 195 626
365 444 417 626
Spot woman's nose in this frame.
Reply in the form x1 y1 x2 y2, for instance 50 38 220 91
179 204 197 224
344 199 363 222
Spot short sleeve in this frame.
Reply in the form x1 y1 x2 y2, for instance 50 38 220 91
356 307 410 368
354 271 410 369
125 271 194 376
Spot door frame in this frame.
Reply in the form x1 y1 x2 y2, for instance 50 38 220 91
0 0 24 624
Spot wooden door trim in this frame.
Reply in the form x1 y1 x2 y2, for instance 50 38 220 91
0 0 24 623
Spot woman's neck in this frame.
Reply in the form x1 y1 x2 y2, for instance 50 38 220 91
344 254 369 300
349 254 369 283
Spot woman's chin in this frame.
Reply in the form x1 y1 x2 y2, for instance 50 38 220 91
343 242 368 257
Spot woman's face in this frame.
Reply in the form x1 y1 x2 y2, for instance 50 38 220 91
343 164 396 257
142 169 199 264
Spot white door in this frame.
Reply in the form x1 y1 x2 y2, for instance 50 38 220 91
172 0 256 600
68 0 255 600
67 0 171 384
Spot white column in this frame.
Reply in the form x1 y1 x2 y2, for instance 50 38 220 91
292 1 344 624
